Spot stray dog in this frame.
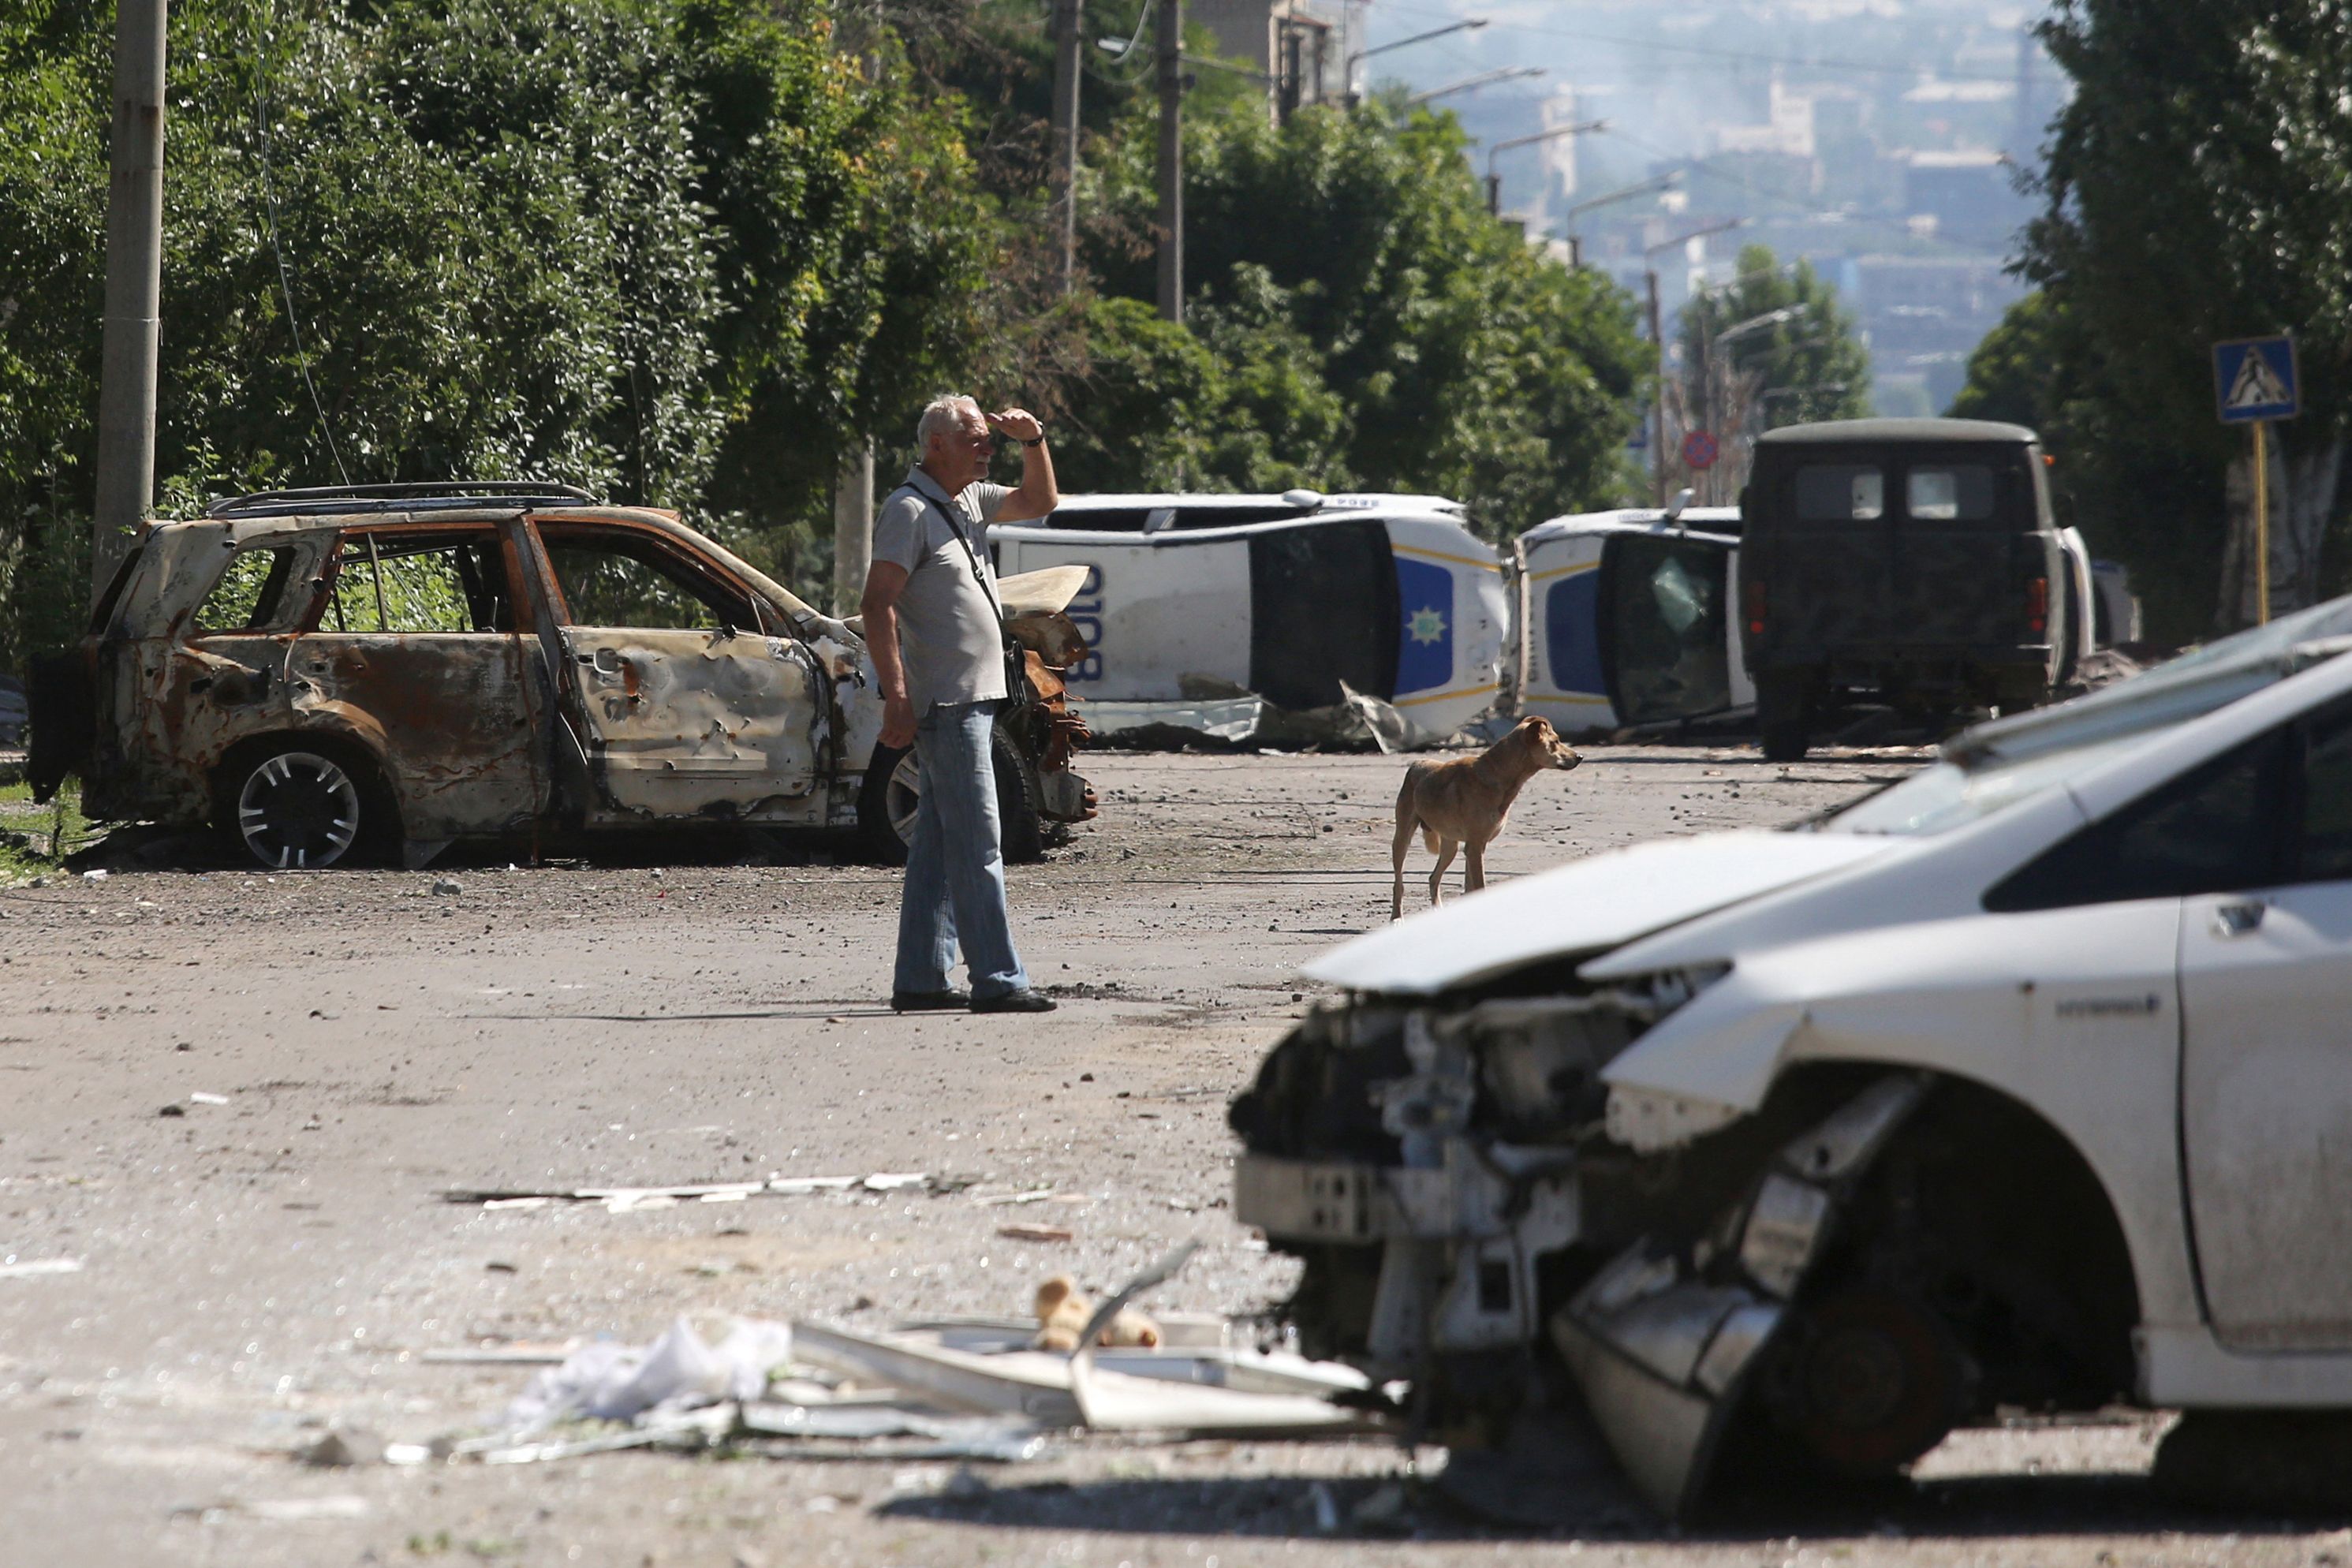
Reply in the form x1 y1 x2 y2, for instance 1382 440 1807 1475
1032 1273 1161 1353
1391 715 1581 919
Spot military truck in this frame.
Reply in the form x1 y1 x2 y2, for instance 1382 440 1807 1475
1739 418 2071 761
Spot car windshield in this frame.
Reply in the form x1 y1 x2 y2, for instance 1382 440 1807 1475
1824 734 2147 837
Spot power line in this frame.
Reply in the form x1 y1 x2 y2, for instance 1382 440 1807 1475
1600 127 2017 262
252 4 353 487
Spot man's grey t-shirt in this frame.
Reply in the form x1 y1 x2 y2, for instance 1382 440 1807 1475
872 467 1014 711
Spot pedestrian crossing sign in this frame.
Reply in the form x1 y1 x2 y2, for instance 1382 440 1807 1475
2214 335 2299 424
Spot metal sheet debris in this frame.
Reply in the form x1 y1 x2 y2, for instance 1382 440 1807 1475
445 1172 935 1211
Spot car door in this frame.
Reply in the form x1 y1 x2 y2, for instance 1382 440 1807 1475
300 524 543 835
2178 700 2352 1350
532 519 822 823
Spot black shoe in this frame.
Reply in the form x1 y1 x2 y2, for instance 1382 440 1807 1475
970 989 1058 1014
890 988 970 1013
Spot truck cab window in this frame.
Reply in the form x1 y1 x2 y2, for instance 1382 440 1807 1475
1795 465 1883 521
1906 466 1995 522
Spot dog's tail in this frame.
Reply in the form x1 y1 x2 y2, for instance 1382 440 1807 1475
1394 761 1438 855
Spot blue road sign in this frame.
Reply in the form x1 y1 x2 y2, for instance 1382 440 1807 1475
2214 335 2299 424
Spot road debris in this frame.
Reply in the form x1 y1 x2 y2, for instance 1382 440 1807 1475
188 1090 230 1106
503 1316 794 1434
422 1246 1388 1471
181 1494 371 1523
995 1222 1073 1244
445 1171 937 1212
298 1428 386 1467
0 1256 84 1279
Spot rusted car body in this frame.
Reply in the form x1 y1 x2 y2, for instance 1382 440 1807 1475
30 484 1094 868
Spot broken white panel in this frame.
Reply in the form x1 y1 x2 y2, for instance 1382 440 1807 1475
1064 1355 1376 1437
1084 696 1264 743
791 1322 1085 1426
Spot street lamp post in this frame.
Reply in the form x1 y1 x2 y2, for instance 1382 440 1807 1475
1556 171 1681 265
1642 218 1743 504
1404 66 1544 109
1695 303 1808 503
1343 17 1486 104
1484 118 1606 217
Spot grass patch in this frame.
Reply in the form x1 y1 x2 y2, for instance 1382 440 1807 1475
0 778 104 879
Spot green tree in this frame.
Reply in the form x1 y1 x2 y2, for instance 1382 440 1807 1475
0 0 998 666
1081 99 1648 539
2000 0 2352 638
1674 243 1870 432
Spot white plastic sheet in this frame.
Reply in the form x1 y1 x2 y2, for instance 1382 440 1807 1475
503 1317 794 1435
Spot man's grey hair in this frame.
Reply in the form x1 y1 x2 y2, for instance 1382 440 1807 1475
915 394 982 452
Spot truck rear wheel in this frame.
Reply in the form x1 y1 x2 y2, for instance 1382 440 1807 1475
1757 673 1813 763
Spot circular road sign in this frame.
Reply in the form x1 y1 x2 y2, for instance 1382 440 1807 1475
1682 429 1720 470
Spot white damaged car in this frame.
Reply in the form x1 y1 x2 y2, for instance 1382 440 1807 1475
1230 595 2352 1517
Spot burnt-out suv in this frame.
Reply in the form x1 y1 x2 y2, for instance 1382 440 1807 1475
28 483 1094 868
1739 418 2071 760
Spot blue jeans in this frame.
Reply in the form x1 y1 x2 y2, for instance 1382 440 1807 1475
893 700 1029 1001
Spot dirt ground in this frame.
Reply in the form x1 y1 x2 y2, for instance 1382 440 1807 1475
1 745 2339 1565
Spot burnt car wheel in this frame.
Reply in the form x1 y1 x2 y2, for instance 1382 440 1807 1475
222 745 383 868
857 727 1045 867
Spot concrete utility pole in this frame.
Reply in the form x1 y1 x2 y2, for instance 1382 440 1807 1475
833 444 873 618
93 0 169 603
1155 0 1183 324
1049 0 1083 293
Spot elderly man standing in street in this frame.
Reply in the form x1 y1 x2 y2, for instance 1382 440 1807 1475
862 394 1061 1014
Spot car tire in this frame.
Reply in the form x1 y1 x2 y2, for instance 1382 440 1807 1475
215 738 395 869
856 723 1046 868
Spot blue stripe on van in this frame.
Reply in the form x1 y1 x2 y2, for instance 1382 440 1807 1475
1545 572 1607 696
1394 556 1454 695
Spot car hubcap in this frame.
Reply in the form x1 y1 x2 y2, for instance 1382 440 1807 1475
237 752 360 868
886 752 923 848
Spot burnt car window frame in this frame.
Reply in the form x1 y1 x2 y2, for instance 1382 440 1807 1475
190 543 302 634
306 525 520 636
531 519 767 635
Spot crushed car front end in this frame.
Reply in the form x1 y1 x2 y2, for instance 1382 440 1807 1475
1230 754 2188 1517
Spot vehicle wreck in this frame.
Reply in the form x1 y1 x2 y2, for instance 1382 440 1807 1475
993 491 1510 749
1235 596 2352 1518
29 483 1096 868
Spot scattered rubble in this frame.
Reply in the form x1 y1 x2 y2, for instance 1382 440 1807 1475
400 1246 1390 1474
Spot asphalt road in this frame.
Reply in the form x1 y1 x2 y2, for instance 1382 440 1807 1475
2 745 2335 1564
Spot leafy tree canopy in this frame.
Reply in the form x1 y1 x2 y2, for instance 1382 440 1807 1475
1977 0 2352 640
0 0 989 661
1675 243 1871 432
